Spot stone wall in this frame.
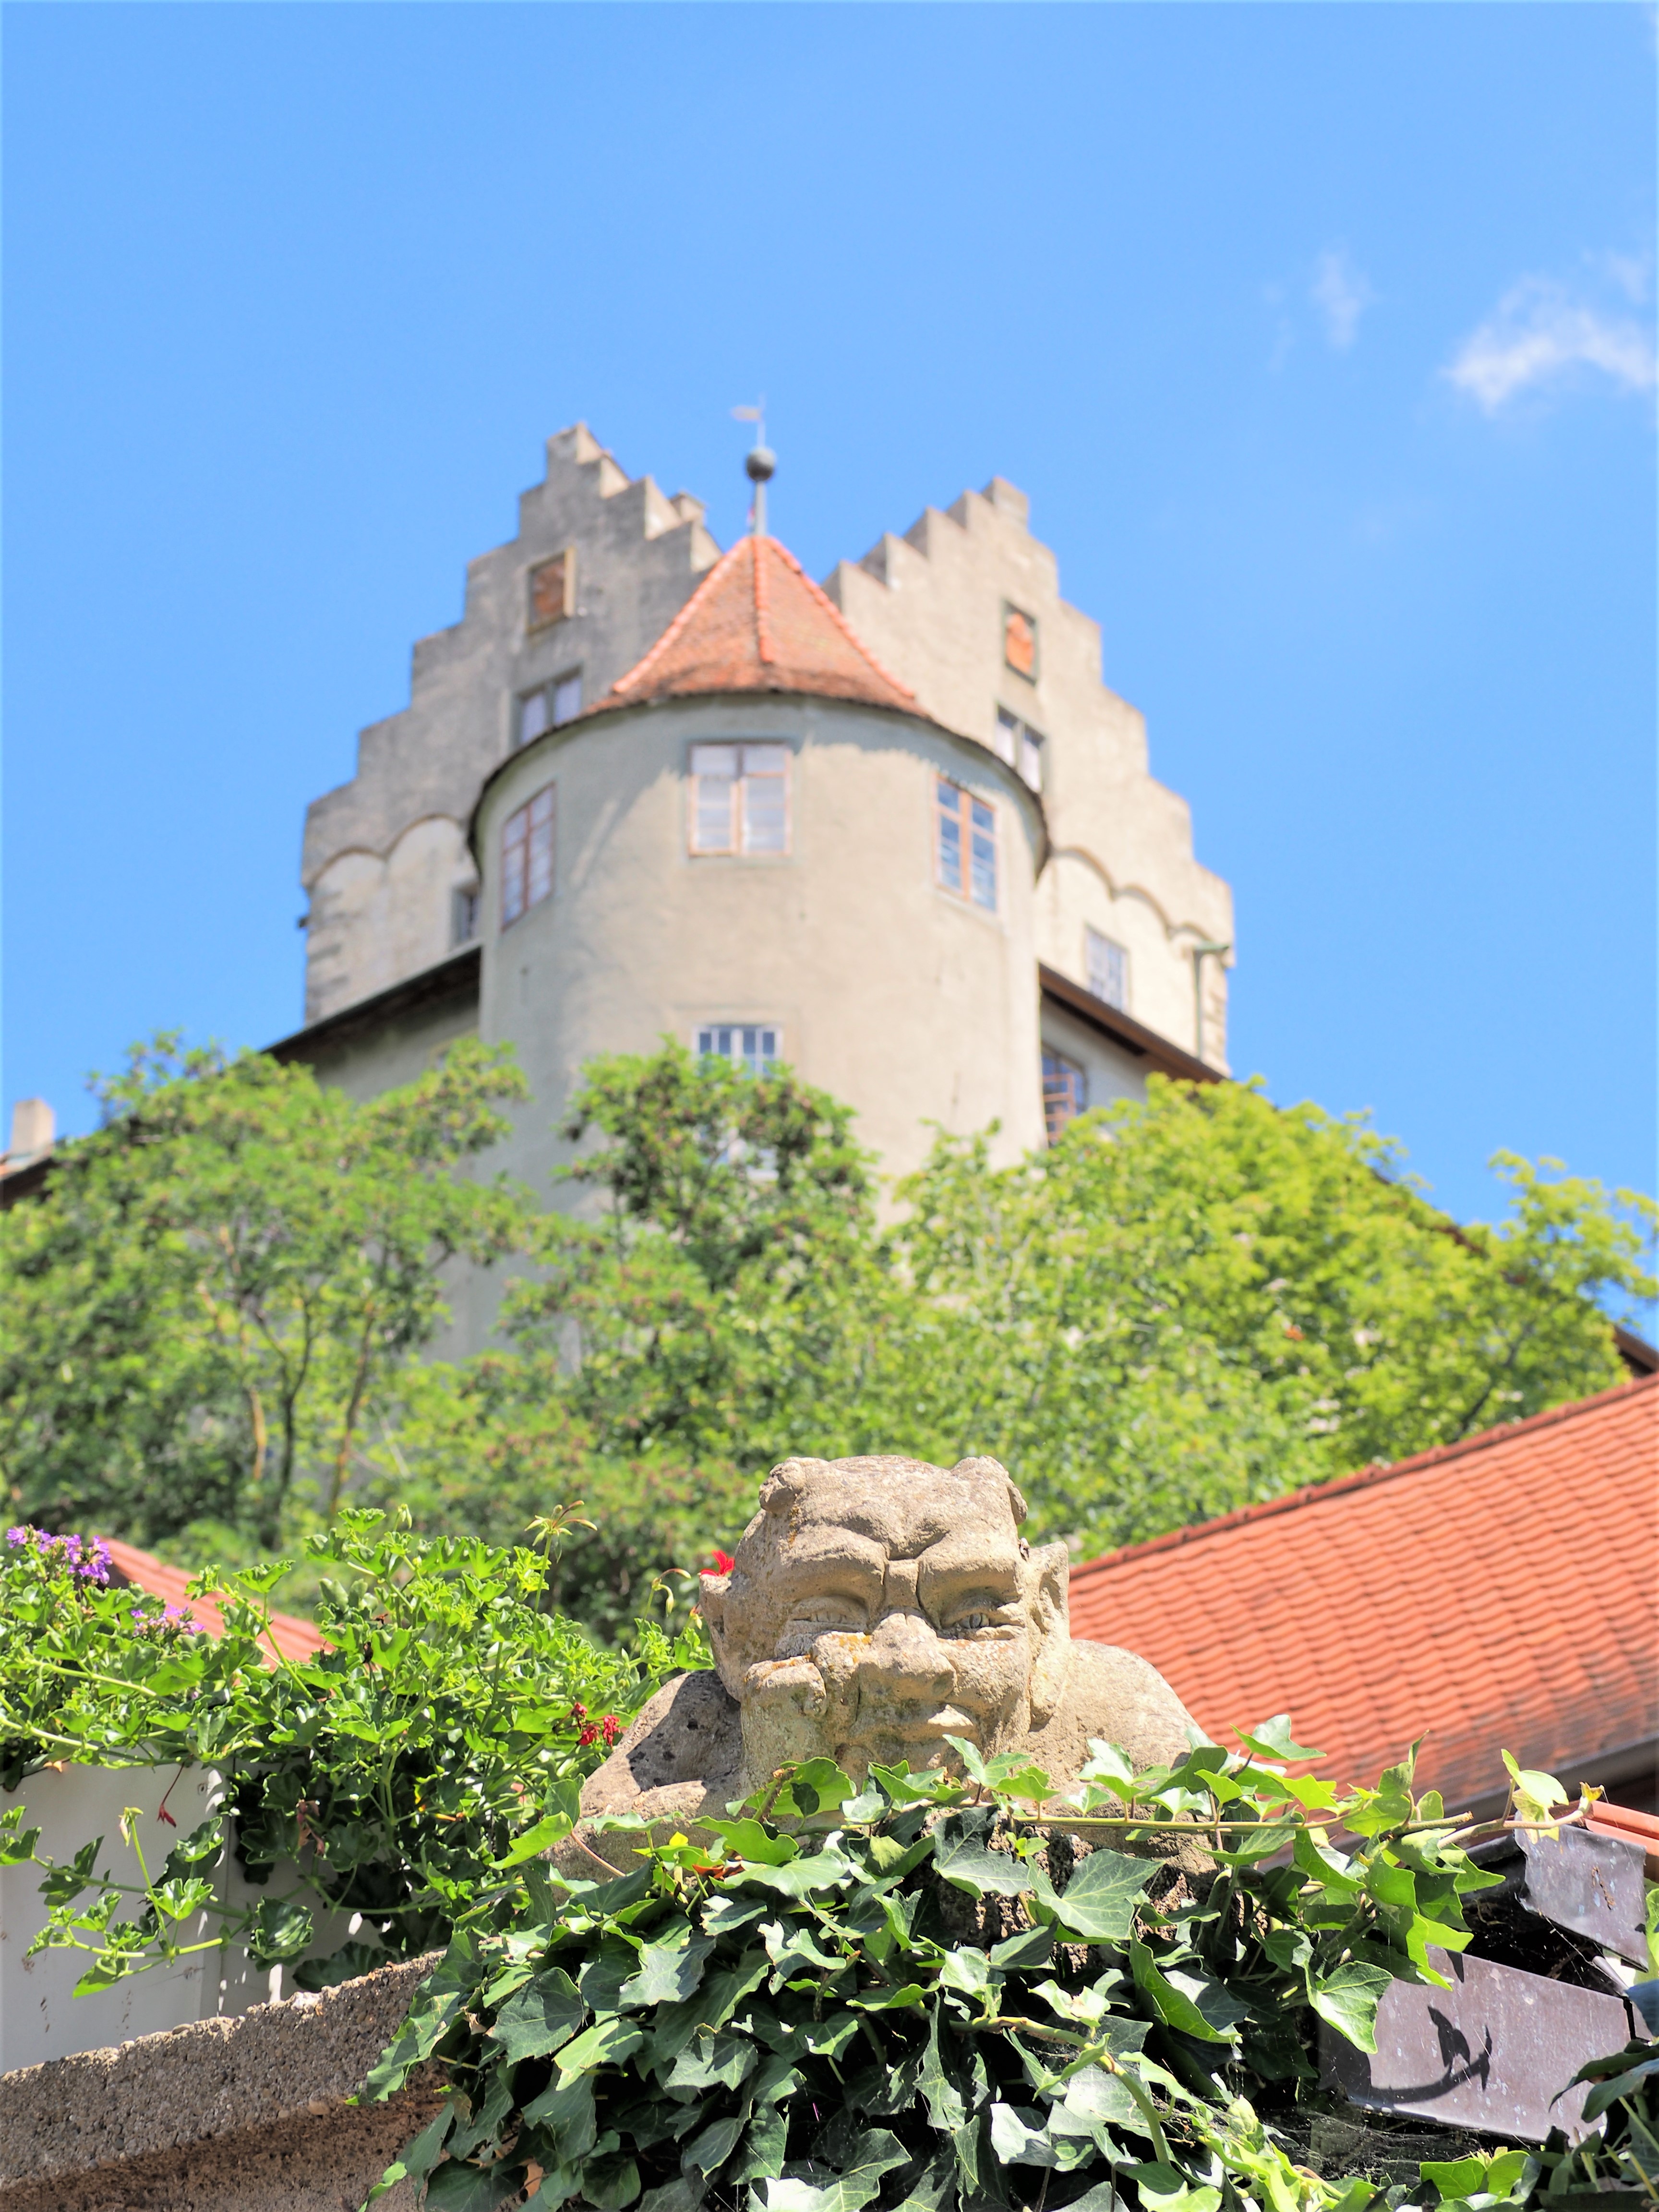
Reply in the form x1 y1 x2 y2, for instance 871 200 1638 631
0 1955 444 2212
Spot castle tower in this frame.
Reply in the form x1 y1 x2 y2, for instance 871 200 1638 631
282 430 1235 1334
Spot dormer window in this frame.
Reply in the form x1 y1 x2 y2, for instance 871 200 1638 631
689 744 790 855
517 673 582 749
452 885 480 946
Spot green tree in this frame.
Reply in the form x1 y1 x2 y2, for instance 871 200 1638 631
869 1080 1656 1549
389 1052 1653 1588
0 1035 533 1551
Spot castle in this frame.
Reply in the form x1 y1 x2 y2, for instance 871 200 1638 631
283 425 1234 1326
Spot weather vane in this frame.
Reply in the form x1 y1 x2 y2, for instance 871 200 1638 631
731 401 776 537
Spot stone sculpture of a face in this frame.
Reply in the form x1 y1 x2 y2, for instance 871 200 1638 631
699 1454 1072 1789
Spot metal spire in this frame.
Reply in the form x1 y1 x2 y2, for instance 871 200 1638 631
732 401 776 536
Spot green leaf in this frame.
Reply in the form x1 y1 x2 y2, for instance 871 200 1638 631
729 2102 790 2184
932 1824 1055 1907
619 1931 715 2009
989 2104 1061 2167
1052 2064 1148 2139
1044 1847 1149 1942
850 1982 927 2012
1127 2164 1221 2212
662 2029 757 2092
705 1818 798 1865
1501 1749 1570 1827
425 2159 527 2211
248 1896 314 1967
487 1968 583 2062
554 2015 648 2082
495 1812 574 1868
757 2131 909 2212
361 2099 457 2206
918 2005 967 2133
1310 1960 1396 2055
1580 2055 1659 2121
1129 1941 1248 2043
519 2072 599 2158
1234 1716 1323 1764
579 2152 641 2208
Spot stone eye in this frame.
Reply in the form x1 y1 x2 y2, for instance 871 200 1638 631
952 1611 991 1634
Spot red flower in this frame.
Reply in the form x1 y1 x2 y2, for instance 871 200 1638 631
601 1715 622 1747
703 1549 736 1577
577 1723 601 1748
568 1702 588 1724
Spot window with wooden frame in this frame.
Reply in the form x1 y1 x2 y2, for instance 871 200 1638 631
501 784 554 927
1086 927 1129 1012
1042 1050 1086 1144
689 744 790 856
935 777 998 912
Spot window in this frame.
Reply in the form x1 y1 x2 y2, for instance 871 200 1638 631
936 777 997 911
501 784 554 927
528 549 576 630
697 1024 781 1076
517 673 582 749
452 885 480 946
1086 927 1129 1011
1042 1051 1086 1144
689 744 790 855
1003 602 1039 681
994 706 1044 791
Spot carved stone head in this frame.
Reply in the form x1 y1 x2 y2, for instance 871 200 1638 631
699 1455 1072 1789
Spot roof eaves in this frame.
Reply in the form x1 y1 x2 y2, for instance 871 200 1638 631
1069 1372 1659 1584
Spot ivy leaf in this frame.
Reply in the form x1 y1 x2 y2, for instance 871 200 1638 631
1234 1716 1323 1764
705 1818 798 1866
363 1934 479 2102
988 2104 1061 2167
555 2015 648 2082
579 2151 642 2208
425 2159 527 2211
1501 1749 1570 1831
683 2111 747 2176
488 1968 583 2063
620 1932 715 2009
1310 1960 1396 2055
519 2072 599 2159
1129 1942 1248 2043
730 2102 790 2183
757 2131 910 2212
889 2150 956 2212
932 1821 1057 1907
1580 2055 1659 2122
663 2030 758 2093
1051 2064 1147 2140
1044 1848 1149 1942
918 2005 967 2133
1127 2164 1222 2212
760 1758 856 1820
851 1982 927 2012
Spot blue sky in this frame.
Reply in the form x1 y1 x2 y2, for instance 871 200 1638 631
4 3 1654 1256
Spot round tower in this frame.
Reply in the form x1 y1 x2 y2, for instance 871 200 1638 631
468 521 1049 1201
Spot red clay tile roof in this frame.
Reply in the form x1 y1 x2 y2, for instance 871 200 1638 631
593 533 919 717
1067 1377 1658 1813
102 1538 326 1666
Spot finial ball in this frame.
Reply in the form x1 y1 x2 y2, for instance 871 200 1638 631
745 445 777 484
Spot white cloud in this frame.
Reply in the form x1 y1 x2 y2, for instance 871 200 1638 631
1445 276 1656 413
1310 248 1374 350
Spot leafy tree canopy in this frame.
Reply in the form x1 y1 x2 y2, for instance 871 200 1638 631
5 1037 1651 1629
0 1035 533 1552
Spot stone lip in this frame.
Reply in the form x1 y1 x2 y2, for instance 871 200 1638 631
0 1951 442 2188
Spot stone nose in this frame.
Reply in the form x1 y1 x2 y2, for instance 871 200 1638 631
861 1610 955 1697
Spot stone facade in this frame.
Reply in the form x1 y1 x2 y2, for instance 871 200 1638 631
291 430 1236 1330
825 478 1233 1071
301 426 720 1027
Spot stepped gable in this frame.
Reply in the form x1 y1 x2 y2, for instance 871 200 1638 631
591 532 919 717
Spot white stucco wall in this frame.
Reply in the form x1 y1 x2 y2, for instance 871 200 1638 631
469 692 1048 1209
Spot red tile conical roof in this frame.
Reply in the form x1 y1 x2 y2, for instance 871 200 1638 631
593 533 918 717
